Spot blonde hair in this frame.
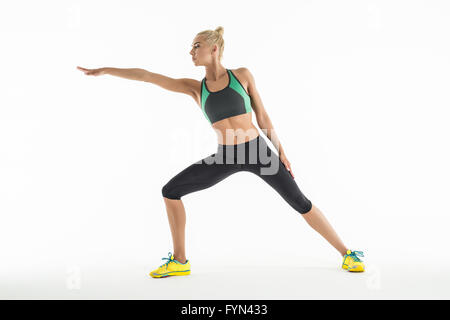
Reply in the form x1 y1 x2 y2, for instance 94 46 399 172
197 26 225 61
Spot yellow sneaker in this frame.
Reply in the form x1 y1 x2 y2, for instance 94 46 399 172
149 252 191 278
342 249 365 272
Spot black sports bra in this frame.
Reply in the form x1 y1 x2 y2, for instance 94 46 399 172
200 69 252 125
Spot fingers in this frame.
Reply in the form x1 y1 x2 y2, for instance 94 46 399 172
77 66 94 75
288 167 294 179
285 161 295 179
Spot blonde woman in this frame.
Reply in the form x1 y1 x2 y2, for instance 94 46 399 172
77 26 365 278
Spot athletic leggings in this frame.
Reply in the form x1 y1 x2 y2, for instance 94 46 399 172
162 135 313 214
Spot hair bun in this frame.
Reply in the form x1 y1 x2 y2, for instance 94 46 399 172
215 26 224 36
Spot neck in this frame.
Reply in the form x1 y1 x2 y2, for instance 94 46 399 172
205 64 227 81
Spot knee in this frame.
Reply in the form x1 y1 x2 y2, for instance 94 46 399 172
162 183 181 200
295 196 313 215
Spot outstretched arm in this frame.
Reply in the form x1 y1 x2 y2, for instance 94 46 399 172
76 66 198 100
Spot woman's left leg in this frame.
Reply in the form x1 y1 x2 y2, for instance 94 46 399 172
301 204 348 257
242 136 348 257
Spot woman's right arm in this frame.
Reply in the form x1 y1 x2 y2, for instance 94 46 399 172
77 66 198 99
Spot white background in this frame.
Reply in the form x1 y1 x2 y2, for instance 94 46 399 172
1 0 449 299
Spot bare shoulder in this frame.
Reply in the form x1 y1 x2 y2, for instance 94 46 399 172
229 67 252 93
231 67 251 78
230 67 254 95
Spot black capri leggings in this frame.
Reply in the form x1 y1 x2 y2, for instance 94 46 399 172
162 135 312 214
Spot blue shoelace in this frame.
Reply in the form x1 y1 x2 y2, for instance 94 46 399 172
348 250 364 262
160 252 175 269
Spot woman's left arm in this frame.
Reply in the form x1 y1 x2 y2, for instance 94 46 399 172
242 68 295 179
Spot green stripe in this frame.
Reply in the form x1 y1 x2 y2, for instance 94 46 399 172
228 69 252 113
201 79 211 124
154 269 191 276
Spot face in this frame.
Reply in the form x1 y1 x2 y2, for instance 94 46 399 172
190 36 217 66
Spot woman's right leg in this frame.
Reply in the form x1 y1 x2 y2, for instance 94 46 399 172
161 153 240 263
163 197 187 263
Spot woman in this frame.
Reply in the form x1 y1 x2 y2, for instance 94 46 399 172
77 26 365 278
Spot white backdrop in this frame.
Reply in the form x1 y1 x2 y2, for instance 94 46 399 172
1 0 449 299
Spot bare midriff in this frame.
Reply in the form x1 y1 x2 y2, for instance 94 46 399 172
212 112 260 145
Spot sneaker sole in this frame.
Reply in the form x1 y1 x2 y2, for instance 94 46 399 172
342 263 365 271
150 270 191 278
348 267 364 272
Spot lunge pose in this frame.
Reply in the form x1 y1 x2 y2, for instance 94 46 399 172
77 26 365 277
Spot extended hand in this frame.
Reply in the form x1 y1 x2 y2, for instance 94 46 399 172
279 152 294 179
77 66 106 76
